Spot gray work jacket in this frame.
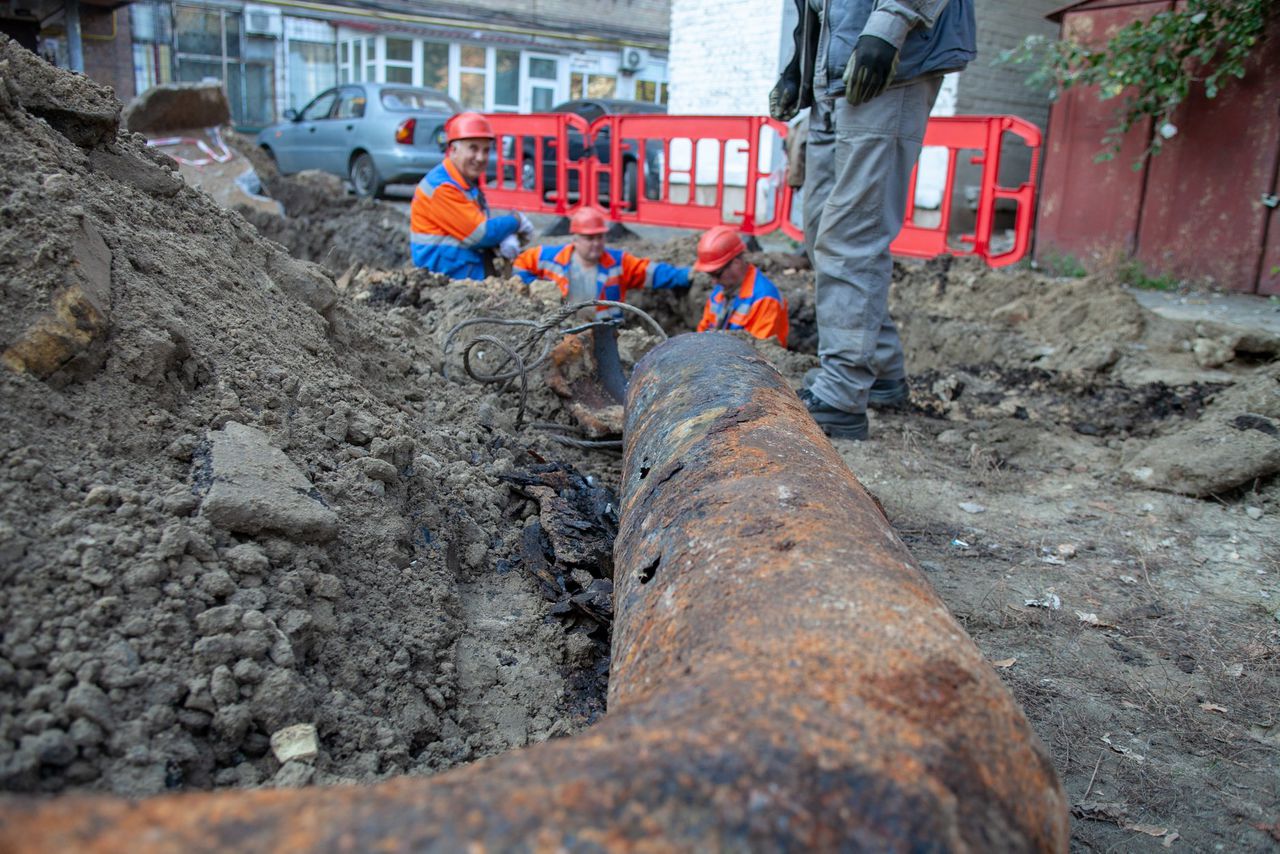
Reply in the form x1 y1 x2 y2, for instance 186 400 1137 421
785 0 976 107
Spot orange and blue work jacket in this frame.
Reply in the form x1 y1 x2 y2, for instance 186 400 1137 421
410 159 519 280
696 265 789 348
512 244 689 316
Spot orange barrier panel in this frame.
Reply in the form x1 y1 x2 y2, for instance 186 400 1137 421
484 112 592 216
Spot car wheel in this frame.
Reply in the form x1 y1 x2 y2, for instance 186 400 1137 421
521 158 536 191
622 159 639 210
350 152 384 199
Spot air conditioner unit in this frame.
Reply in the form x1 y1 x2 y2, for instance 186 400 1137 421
619 47 648 73
243 5 282 37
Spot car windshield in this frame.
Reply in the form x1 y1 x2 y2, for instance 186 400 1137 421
381 89 455 113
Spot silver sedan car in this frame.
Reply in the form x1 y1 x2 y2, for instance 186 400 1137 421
257 83 492 198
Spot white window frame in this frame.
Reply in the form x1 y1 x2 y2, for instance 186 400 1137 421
381 35 415 84
330 33 586 112
491 47 523 113
454 42 489 111
522 52 562 112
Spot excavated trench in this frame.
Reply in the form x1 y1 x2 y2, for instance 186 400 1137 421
5 35 1280 852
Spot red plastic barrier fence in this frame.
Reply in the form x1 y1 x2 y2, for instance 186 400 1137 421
484 112 592 215
774 115 1041 266
482 113 1040 267
894 115 1041 268
590 114 790 235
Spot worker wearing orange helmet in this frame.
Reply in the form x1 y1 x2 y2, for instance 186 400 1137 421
410 111 534 279
694 226 789 348
513 206 690 318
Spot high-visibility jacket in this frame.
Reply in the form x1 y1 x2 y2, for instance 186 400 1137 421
696 265 789 348
512 243 689 314
410 159 519 280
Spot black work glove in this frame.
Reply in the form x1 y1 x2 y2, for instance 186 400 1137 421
769 69 801 122
842 35 900 107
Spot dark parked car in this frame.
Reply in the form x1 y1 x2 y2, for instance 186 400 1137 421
257 83 495 198
518 98 666 208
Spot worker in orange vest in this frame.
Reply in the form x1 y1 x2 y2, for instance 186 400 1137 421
513 206 690 318
694 226 789 348
410 111 534 279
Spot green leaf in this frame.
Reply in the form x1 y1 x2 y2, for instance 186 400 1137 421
1011 0 1269 159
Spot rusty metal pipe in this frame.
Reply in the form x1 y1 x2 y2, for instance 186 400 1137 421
0 333 1067 852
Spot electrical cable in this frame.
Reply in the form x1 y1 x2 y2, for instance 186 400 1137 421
442 299 667 445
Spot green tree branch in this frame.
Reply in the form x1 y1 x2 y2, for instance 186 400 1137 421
999 0 1275 164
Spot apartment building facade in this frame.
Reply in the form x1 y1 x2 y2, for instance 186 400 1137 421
30 0 673 129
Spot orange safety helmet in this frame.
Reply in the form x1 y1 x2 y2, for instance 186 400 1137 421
569 206 609 235
445 111 495 143
693 225 746 272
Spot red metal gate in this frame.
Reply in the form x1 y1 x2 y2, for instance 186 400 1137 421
1036 1 1280 293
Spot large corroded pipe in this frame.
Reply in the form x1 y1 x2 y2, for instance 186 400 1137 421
0 333 1067 851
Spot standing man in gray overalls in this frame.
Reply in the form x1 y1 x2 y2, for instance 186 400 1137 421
770 0 975 440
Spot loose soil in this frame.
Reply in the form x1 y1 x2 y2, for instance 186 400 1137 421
2 38 1278 851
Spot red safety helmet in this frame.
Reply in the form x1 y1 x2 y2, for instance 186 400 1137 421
570 206 609 235
693 225 746 272
445 111 495 143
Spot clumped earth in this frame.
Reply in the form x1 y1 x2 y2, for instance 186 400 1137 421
0 36 604 797
3 37 1279 851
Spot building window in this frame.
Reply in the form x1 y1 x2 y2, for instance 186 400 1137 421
288 40 335 112
175 6 220 55
528 56 558 111
631 79 669 106
459 44 486 109
385 37 413 83
173 5 274 128
570 72 616 100
365 37 376 81
493 49 519 111
130 1 172 94
421 41 449 91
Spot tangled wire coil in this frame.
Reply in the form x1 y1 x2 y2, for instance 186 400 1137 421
442 300 667 445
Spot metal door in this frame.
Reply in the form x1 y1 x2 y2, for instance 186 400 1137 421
1136 21 1280 293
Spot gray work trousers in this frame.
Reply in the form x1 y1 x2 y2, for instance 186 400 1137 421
803 76 941 414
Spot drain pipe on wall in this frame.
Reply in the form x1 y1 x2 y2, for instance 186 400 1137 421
0 333 1067 851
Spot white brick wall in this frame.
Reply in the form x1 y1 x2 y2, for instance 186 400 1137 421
667 0 784 115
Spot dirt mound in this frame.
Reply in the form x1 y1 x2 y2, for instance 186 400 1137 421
1124 364 1280 495
123 83 230 135
0 36 604 796
226 133 410 275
